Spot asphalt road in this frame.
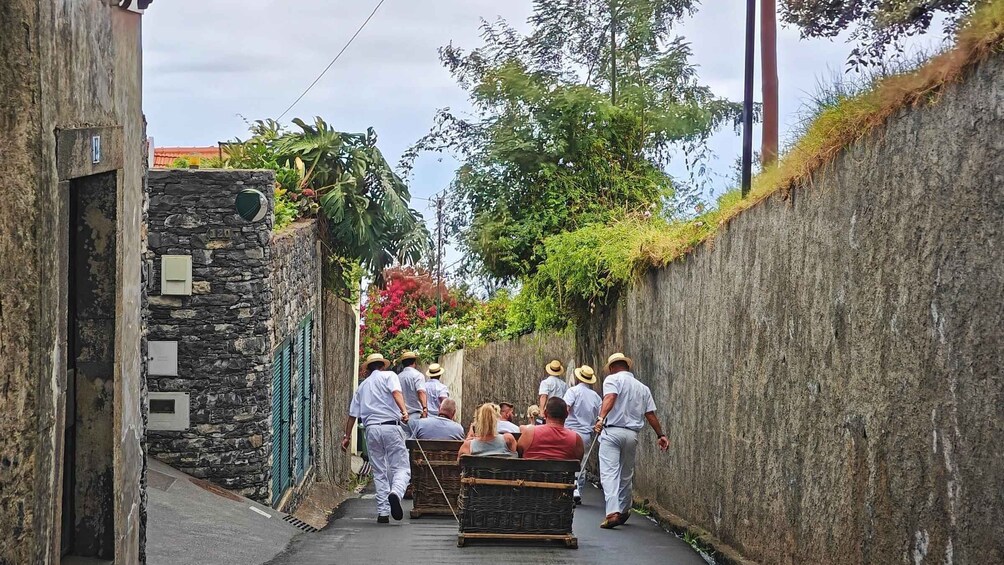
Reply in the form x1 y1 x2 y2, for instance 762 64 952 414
267 482 709 565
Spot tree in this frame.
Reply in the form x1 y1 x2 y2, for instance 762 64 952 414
227 118 430 290
404 1 743 284
781 0 976 67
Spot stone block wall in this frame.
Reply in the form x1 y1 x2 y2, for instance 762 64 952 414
269 220 321 508
146 169 275 502
270 221 320 350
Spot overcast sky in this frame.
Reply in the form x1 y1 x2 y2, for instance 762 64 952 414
143 1 941 269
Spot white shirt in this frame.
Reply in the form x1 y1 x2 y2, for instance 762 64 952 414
349 370 403 427
563 383 602 434
601 371 656 431
538 375 568 400
398 366 427 414
497 420 520 434
424 379 450 415
412 415 466 440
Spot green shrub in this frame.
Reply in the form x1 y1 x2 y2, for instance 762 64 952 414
273 187 298 231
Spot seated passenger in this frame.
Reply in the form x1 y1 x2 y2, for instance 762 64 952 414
458 403 517 459
497 401 520 434
517 397 584 460
412 398 465 440
526 404 543 426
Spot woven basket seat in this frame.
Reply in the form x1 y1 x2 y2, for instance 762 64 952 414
456 455 579 548
406 439 464 518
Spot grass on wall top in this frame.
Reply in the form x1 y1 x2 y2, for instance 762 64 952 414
534 0 1004 315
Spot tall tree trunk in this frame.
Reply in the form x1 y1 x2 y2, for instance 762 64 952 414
610 0 618 105
761 0 779 166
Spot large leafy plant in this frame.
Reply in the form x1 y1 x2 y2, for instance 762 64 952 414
227 118 430 292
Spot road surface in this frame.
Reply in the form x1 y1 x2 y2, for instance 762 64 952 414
267 482 709 565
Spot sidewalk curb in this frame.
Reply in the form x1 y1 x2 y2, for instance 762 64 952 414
634 498 759 565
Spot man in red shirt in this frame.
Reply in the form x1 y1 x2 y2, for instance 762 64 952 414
517 397 584 460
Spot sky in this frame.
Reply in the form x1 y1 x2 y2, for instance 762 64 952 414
143 0 942 272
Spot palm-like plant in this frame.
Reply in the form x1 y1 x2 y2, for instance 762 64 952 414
231 117 429 288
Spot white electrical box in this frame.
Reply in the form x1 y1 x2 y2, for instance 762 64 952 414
161 255 192 295
148 392 190 431
149 341 178 376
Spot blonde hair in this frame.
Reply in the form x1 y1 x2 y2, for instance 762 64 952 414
526 405 541 421
473 403 499 438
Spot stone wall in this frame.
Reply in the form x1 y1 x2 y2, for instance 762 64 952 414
269 220 321 508
317 295 359 483
577 56 1004 564
0 3 147 562
270 221 320 351
454 332 576 425
146 169 275 502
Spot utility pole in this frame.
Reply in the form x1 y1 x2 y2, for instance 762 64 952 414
610 0 618 105
435 194 444 328
761 0 779 167
741 0 757 198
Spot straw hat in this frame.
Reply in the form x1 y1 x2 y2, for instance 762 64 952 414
364 353 391 370
604 352 633 371
573 365 597 384
397 351 419 363
545 359 565 376
426 363 445 378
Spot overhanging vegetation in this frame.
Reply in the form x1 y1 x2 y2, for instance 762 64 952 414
523 0 1004 321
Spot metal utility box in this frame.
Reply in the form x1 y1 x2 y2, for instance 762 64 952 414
161 255 192 295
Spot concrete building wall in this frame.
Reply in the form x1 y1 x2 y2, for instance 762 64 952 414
577 56 1004 564
0 2 148 562
455 332 576 425
318 295 359 483
439 349 465 421
146 169 275 502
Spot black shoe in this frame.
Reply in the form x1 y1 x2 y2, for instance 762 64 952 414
377 515 389 524
389 493 404 521
574 495 582 505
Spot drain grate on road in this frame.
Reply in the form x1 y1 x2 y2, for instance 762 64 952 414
283 515 319 533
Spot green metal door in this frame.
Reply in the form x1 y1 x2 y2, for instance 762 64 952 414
300 316 313 474
271 342 291 505
293 327 304 481
294 315 313 480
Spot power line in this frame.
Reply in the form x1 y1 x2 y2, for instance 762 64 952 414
276 0 388 121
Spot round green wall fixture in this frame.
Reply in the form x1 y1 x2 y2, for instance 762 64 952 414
235 189 268 222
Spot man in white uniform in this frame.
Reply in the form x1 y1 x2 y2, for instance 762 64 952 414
397 351 429 434
342 353 411 523
563 364 601 504
412 398 465 440
424 363 450 415
592 353 669 529
538 359 569 413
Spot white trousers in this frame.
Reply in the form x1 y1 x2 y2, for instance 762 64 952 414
365 424 411 516
598 427 639 516
574 431 593 494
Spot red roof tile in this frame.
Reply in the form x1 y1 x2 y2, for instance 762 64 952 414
153 146 225 168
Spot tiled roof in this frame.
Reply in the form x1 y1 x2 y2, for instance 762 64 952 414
153 146 225 168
